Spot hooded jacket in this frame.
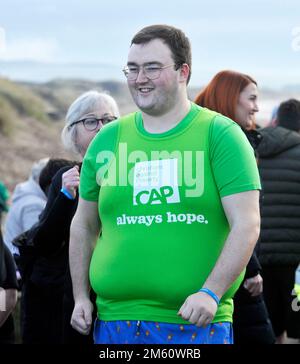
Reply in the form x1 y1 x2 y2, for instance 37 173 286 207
3 178 47 254
257 126 300 266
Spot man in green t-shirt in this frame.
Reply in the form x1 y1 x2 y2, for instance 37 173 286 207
69 25 261 344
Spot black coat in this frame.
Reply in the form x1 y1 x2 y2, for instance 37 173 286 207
233 129 275 344
30 166 79 286
1 230 18 289
0 228 18 344
22 165 94 344
257 126 300 266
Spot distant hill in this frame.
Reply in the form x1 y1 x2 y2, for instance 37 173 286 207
0 78 138 191
0 60 122 84
21 79 137 119
0 76 300 192
0 77 50 133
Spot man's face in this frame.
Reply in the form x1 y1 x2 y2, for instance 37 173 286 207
126 39 181 116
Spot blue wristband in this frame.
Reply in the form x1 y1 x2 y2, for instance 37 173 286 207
60 187 75 200
198 288 220 305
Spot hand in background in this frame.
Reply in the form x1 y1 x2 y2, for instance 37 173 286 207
62 165 80 199
243 274 263 296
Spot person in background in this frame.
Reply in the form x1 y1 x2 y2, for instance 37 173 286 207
257 98 300 344
194 70 275 344
70 25 261 344
3 158 49 256
25 91 120 344
16 158 77 344
0 180 18 344
0 181 9 214
269 106 279 127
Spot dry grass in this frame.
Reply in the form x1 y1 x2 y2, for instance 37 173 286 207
0 78 49 122
2 77 298 194
0 78 137 193
0 96 17 136
0 117 74 192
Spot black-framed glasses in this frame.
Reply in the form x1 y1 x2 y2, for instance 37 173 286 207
69 116 118 131
122 63 176 81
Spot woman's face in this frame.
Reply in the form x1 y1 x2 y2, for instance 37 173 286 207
235 82 259 129
75 102 117 157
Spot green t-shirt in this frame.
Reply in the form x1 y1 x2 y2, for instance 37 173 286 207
80 103 261 324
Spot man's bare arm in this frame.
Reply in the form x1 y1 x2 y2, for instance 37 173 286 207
178 190 260 327
204 190 260 296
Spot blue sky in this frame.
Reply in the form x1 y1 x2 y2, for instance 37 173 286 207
0 0 299 87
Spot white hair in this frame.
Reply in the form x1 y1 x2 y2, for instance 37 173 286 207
30 158 49 183
61 90 120 155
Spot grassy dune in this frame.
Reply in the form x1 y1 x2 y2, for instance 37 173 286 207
0 78 135 192
0 77 299 193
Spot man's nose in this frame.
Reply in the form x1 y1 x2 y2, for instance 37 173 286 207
136 67 148 83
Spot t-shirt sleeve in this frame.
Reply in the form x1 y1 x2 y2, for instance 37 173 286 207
209 115 261 197
79 120 120 201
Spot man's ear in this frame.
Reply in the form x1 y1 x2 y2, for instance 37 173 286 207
179 63 190 83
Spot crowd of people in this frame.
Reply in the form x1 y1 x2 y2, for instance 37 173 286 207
0 24 299 344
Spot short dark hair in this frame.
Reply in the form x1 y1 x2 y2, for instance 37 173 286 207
131 24 192 84
39 159 78 195
277 99 300 132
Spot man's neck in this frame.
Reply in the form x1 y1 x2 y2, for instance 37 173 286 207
141 98 191 134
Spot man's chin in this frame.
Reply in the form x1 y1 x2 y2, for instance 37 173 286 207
139 108 166 117
137 103 155 114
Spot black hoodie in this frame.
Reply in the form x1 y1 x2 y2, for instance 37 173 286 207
257 126 300 266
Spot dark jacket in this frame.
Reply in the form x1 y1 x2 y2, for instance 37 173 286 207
0 231 18 290
21 165 94 344
243 129 263 277
233 129 275 344
0 229 18 344
257 126 300 266
30 166 78 287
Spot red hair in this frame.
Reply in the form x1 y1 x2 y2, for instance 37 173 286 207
194 70 257 127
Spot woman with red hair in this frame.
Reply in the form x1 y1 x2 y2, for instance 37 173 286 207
195 70 258 129
195 70 275 344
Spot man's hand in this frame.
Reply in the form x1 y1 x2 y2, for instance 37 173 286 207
62 166 80 199
243 274 263 296
177 292 218 327
71 298 94 335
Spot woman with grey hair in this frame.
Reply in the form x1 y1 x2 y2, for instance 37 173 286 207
21 91 120 344
62 91 119 156
60 91 119 199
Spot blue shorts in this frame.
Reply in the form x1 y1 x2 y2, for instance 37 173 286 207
93 319 233 344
